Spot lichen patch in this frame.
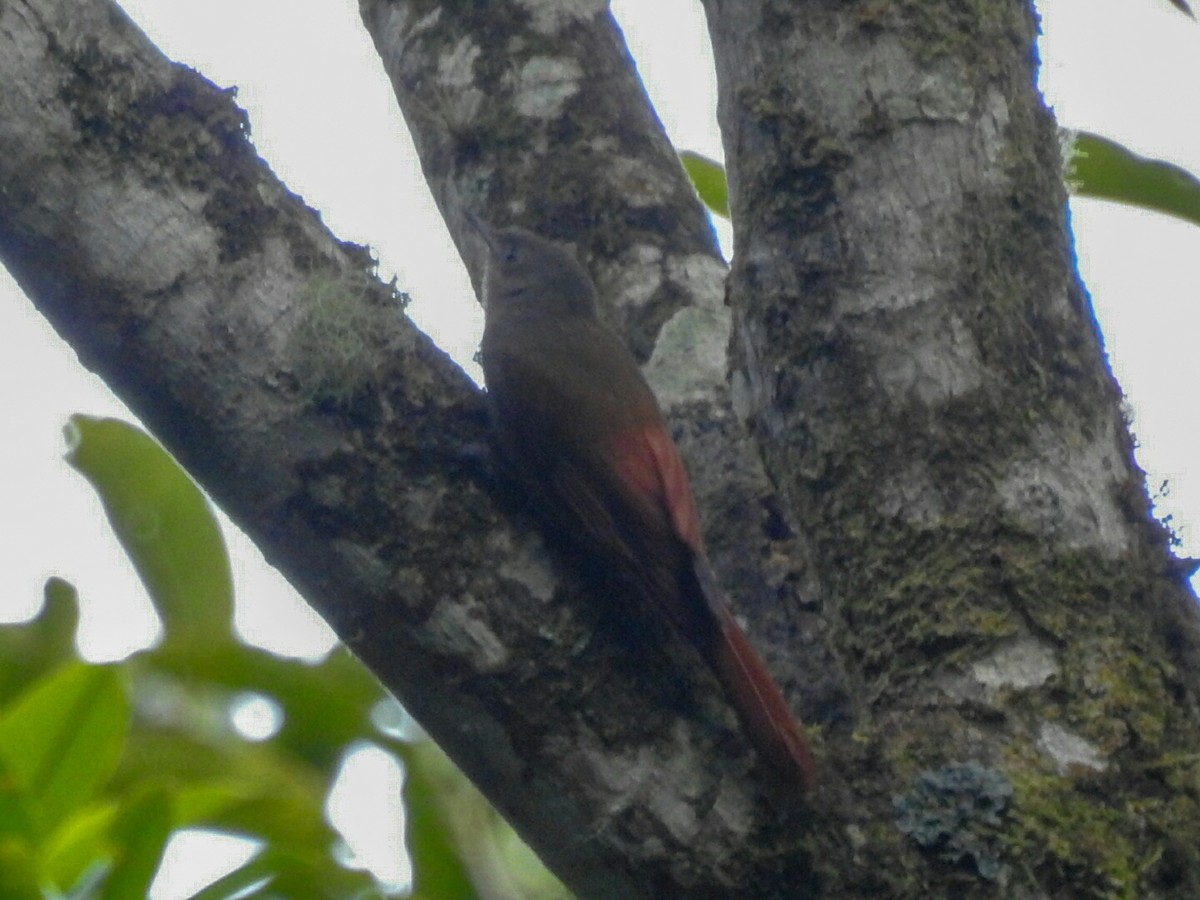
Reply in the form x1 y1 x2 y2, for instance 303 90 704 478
972 637 1058 694
996 422 1129 556
421 595 511 671
516 0 607 33
1037 722 1106 774
644 304 731 408
514 56 582 118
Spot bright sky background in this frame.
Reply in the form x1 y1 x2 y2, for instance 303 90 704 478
1 0 1197 895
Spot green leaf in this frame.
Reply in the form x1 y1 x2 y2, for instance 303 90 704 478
1065 130 1200 228
61 860 112 900
0 837 44 899
679 150 730 219
41 802 119 893
0 663 130 837
146 641 389 772
401 741 480 900
116 735 334 853
492 818 572 900
186 845 381 900
101 789 173 900
64 416 234 645
260 845 384 900
0 578 82 705
401 740 569 900
184 853 273 900
0 747 37 843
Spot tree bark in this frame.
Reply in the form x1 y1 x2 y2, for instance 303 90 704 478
1 0 1198 896
1 1 825 896
700 0 1200 894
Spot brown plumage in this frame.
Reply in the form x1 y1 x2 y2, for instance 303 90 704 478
476 223 816 790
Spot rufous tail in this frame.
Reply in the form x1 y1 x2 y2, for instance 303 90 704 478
711 606 818 791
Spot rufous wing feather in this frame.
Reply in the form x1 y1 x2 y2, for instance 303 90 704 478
607 424 818 789
712 604 818 790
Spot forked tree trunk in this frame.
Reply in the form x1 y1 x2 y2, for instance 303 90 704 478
1 0 1198 895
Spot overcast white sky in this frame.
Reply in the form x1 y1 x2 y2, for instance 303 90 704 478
0 0 1197 893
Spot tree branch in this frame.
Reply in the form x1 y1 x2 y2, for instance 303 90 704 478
1 0 835 894
13 0 1197 892
358 0 850 736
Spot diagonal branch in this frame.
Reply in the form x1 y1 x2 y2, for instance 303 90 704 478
359 0 850 745
0 0 842 894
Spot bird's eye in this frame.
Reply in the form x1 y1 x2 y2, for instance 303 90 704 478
503 246 519 263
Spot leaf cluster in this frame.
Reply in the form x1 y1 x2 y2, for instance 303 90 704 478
0 417 567 900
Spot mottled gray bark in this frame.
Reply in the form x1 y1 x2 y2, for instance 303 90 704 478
701 0 1200 894
356 2 845 737
4 0 1200 895
1 0 834 897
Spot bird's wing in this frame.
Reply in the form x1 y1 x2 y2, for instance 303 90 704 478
483 330 818 788
604 424 702 555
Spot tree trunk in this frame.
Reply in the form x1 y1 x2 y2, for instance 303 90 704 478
698 0 1200 894
1 0 1198 896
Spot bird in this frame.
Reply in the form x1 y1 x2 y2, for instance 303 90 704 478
475 221 817 790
